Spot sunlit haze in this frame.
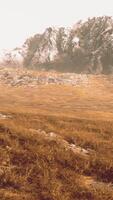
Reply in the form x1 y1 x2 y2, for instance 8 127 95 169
0 0 113 51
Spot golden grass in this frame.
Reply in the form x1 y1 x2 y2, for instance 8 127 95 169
0 79 113 199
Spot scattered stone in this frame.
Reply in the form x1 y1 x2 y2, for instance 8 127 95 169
0 113 11 120
6 146 12 151
0 67 90 87
48 132 57 137
70 144 89 156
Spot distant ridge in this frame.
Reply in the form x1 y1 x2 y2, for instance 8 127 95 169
1 16 113 74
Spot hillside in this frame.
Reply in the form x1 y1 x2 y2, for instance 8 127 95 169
0 15 113 199
0 67 113 199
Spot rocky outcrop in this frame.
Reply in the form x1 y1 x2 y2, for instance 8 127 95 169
30 129 90 157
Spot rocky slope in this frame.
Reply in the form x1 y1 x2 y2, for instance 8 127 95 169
0 67 89 87
1 67 113 93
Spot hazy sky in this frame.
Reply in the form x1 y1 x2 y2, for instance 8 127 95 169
0 0 113 51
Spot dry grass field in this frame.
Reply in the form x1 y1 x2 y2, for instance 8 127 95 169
0 75 113 200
